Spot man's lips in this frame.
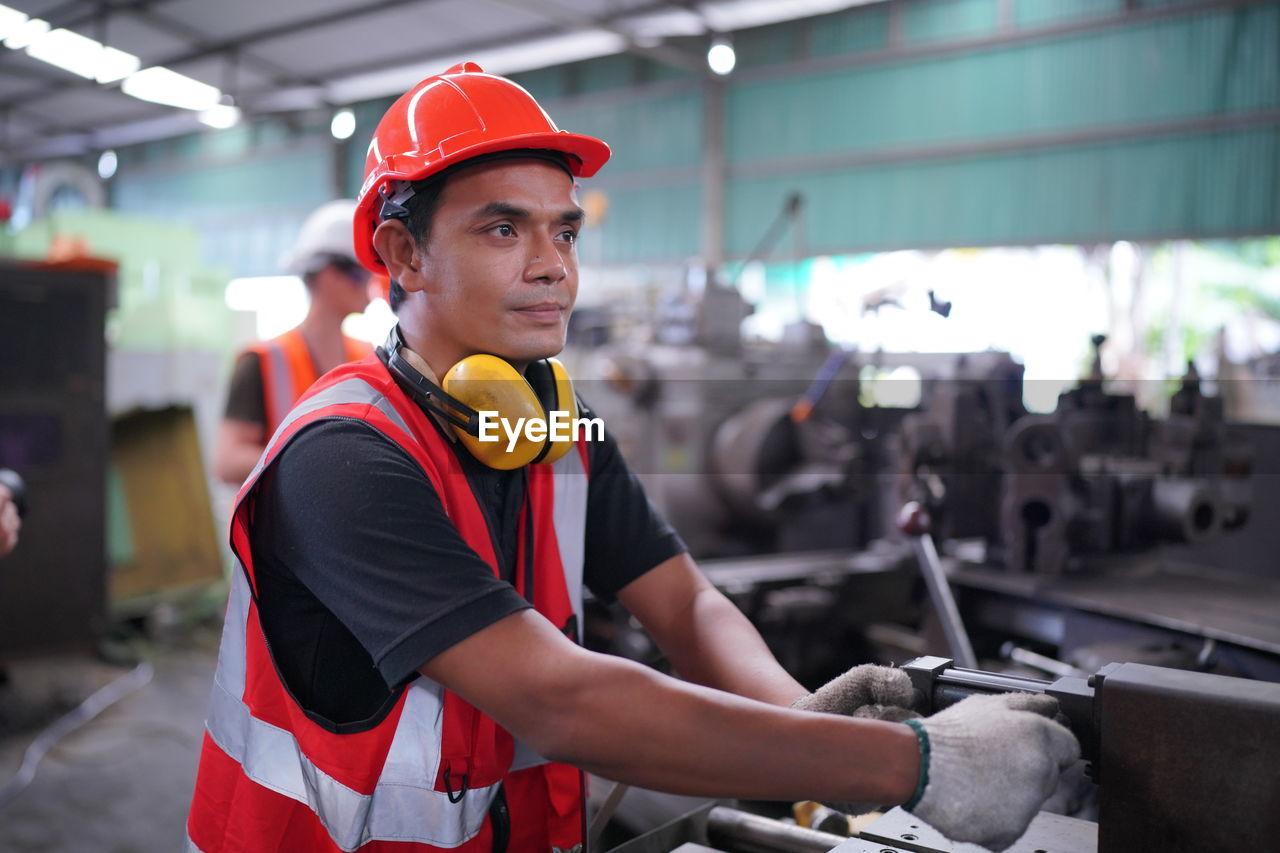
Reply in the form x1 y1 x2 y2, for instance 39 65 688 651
512 302 566 321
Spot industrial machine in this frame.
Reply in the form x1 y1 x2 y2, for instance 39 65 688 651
0 258 113 657
605 655 1280 853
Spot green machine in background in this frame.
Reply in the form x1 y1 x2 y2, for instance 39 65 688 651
3 210 238 632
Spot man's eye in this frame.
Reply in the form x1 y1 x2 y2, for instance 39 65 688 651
559 230 578 244
492 224 515 237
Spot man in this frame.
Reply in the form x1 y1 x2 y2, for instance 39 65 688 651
212 199 374 485
187 63 1076 853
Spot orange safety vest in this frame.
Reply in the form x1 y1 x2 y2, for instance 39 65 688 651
187 355 590 853
247 328 372 436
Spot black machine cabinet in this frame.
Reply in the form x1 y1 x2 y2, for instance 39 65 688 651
0 259 111 657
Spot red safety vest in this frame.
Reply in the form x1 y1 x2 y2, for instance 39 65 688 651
187 355 590 853
248 328 372 435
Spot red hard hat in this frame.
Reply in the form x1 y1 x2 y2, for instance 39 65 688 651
354 61 611 272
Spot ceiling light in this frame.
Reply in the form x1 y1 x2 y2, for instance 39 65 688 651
97 150 118 180
199 104 242 129
3 16 48 49
330 108 356 140
96 46 140 83
707 36 736 75
0 4 28 40
26 27 101 78
122 66 221 110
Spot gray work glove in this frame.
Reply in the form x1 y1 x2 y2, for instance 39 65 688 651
791 664 923 817
903 692 1081 852
791 664 922 723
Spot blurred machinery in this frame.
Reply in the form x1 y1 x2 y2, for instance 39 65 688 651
605 656 1280 853
898 335 1253 576
582 302 1278 690
0 258 113 657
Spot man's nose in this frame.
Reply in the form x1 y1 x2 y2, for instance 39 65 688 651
524 235 567 283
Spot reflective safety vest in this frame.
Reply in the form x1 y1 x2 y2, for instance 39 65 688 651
187 356 590 853
248 328 372 435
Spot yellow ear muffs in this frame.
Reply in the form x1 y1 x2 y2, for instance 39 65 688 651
536 357 579 465
443 354 545 470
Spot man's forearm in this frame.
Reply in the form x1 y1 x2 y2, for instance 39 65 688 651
661 585 808 706
438 612 918 806
617 555 808 706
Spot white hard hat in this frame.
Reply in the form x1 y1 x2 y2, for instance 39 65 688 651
282 199 358 276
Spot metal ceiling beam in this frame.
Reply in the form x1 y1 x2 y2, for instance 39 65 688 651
480 0 705 74
232 0 704 101
0 0 441 112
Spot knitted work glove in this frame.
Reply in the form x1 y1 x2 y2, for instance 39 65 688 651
791 664 922 722
791 664 922 816
903 692 1080 852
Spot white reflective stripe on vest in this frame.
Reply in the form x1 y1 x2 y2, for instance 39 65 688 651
550 446 588 636
250 377 415 484
206 573 497 849
261 339 296 430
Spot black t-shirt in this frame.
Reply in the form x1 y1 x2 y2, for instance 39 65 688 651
248 409 685 730
224 351 267 425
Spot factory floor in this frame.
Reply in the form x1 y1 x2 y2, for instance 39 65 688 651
0 623 219 853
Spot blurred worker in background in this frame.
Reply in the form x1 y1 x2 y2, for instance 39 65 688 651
0 479 21 558
188 63 1077 853
212 199 374 485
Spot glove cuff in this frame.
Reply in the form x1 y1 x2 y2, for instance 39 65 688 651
902 718 930 811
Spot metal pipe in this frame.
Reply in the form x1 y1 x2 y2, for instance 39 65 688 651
707 807 847 853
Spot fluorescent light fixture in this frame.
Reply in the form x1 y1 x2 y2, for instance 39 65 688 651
328 29 625 104
26 27 102 78
122 66 221 110
330 108 356 140
620 8 706 40
0 4 28 40
199 103 241 129
707 37 736 75
699 0 884 32
342 298 396 346
96 45 140 83
97 149 118 180
3 16 47 49
224 276 309 339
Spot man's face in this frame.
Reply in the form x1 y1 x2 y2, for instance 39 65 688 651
313 257 373 317
411 159 583 369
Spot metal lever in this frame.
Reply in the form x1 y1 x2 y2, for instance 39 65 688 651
896 502 978 669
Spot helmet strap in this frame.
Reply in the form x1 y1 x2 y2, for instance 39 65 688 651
378 181 416 222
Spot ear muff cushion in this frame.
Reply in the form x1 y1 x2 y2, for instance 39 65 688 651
535 358 579 465
443 354 546 470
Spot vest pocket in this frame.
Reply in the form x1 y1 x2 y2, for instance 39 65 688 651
435 691 515 794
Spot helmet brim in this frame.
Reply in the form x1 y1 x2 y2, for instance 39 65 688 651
355 131 610 272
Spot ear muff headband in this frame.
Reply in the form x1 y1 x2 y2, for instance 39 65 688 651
525 358 579 465
379 327 482 433
379 326 580 470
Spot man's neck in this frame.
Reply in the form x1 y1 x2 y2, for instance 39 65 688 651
399 326 528 378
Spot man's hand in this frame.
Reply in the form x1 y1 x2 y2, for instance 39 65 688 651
0 485 20 557
791 664 921 723
905 692 1080 851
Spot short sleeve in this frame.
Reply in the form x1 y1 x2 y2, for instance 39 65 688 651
224 351 267 424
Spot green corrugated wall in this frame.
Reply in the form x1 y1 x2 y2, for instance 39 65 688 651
524 0 1280 262
107 0 1280 271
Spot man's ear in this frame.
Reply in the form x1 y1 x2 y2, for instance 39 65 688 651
372 220 423 291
